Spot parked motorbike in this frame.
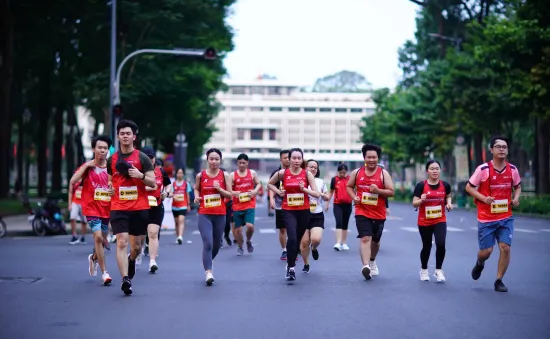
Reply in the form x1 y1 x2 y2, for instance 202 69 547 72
0 216 6 238
29 198 66 236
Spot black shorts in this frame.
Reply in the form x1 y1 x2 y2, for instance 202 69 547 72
148 204 164 228
172 209 188 218
110 210 149 236
275 209 285 229
355 215 385 242
308 212 324 229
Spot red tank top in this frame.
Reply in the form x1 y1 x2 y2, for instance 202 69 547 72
354 166 386 220
333 176 352 204
81 165 111 219
475 162 513 222
148 167 164 207
72 181 83 204
281 168 310 211
417 180 447 226
172 180 188 209
198 169 227 215
110 150 150 211
232 169 256 211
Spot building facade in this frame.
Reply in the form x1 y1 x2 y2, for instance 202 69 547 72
202 78 376 180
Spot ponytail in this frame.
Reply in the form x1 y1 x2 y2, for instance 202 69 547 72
301 160 306 169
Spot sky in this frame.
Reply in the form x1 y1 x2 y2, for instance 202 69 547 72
223 0 420 89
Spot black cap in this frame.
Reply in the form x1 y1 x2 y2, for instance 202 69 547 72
141 146 155 158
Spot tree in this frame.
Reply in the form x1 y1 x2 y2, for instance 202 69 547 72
312 70 372 93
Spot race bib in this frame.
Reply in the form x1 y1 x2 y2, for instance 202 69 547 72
361 192 378 205
425 205 442 219
491 199 508 214
310 200 318 213
173 193 185 202
94 188 111 202
148 196 158 207
204 194 222 208
287 193 304 206
75 187 82 200
238 193 251 203
119 186 138 201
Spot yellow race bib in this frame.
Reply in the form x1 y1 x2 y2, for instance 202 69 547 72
173 193 185 202
310 200 318 213
238 193 251 203
94 188 111 202
491 199 508 214
425 205 442 219
75 187 82 200
119 186 138 200
361 192 378 205
148 196 158 207
204 194 222 208
287 193 304 206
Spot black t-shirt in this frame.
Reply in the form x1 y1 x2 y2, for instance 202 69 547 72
413 180 451 198
270 168 282 188
106 150 154 176
159 167 171 187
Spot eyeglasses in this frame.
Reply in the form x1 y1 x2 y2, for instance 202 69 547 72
493 145 507 150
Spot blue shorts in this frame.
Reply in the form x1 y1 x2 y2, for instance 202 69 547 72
477 216 514 250
87 217 109 234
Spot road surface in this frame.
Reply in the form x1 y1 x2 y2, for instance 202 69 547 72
0 200 549 339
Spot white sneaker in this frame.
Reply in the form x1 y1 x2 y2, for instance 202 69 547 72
433 269 446 283
101 272 112 285
341 244 350 251
88 254 98 277
420 269 430 281
149 259 158 273
333 243 342 251
135 253 142 266
205 272 214 286
176 236 183 245
369 260 379 276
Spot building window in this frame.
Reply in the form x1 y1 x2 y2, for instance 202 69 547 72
320 108 331 112
335 108 347 113
267 87 282 95
269 107 283 112
237 129 245 140
231 86 246 95
250 87 264 95
304 108 316 112
251 107 263 112
250 129 263 140
350 108 363 113
269 129 277 140
288 107 300 112
230 106 246 111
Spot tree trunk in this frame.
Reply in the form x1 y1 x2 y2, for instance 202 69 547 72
0 0 14 199
536 116 550 194
66 106 76 182
51 104 64 192
69 105 85 163
37 72 52 197
473 131 484 168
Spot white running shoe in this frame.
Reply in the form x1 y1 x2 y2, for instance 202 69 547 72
149 260 158 273
176 236 183 245
341 244 350 251
420 269 430 281
333 243 342 251
102 272 112 285
433 269 446 283
369 260 379 276
135 253 142 266
88 254 98 277
205 272 214 286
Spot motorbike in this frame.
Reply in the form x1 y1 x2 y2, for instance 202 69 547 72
0 216 6 238
28 198 66 236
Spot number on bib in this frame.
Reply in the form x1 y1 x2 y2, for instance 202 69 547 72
309 201 317 213
75 187 82 200
204 194 222 208
148 196 158 207
94 188 111 202
173 193 185 202
287 193 304 207
361 192 378 205
425 205 442 219
119 186 138 200
238 193 251 203
491 199 508 214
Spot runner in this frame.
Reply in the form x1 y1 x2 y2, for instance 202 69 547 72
193 148 233 286
412 160 453 283
465 136 521 292
300 159 330 273
107 119 156 295
171 168 191 245
228 153 262 256
268 148 320 281
346 143 395 280
141 147 172 273
326 163 352 251
70 135 113 285
268 150 290 260
68 178 88 245
221 167 235 247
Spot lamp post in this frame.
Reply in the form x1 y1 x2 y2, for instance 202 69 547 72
174 128 188 174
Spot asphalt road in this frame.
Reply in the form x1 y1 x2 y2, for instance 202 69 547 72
1 201 549 339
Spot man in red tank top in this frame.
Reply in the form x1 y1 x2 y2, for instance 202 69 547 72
466 136 522 292
346 144 395 281
228 153 262 256
106 119 156 295
70 135 113 286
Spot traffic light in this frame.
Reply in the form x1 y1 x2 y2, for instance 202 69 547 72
203 47 217 60
113 104 122 117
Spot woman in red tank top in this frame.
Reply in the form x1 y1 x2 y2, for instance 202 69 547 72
327 163 353 251
267 148 320 281
412 160 453 283
193 148 233 286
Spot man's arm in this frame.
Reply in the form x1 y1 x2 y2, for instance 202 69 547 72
346 169 358 201
252 170 262 195
375 169 394 197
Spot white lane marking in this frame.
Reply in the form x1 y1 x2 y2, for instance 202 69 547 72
447 227 465 232
383 229 390 232
514 228 538 234
387 216 404 221
192 230 200 235
470 227 478 231
400 227 418 232
541 229 550 232
259 228 276 234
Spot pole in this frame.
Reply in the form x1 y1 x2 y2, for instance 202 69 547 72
109 0 117 149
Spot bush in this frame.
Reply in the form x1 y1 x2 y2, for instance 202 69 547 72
514 195 550 215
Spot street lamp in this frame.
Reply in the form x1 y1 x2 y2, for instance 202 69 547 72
174 128 188 174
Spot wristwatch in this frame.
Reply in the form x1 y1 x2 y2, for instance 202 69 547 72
141 173 146 180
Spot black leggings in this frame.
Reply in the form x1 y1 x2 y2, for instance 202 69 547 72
418 222 447 270
333 203 352 230
282 209 310 268
224 202 233 238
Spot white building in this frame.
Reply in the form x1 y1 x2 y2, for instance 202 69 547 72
202 78 375 178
